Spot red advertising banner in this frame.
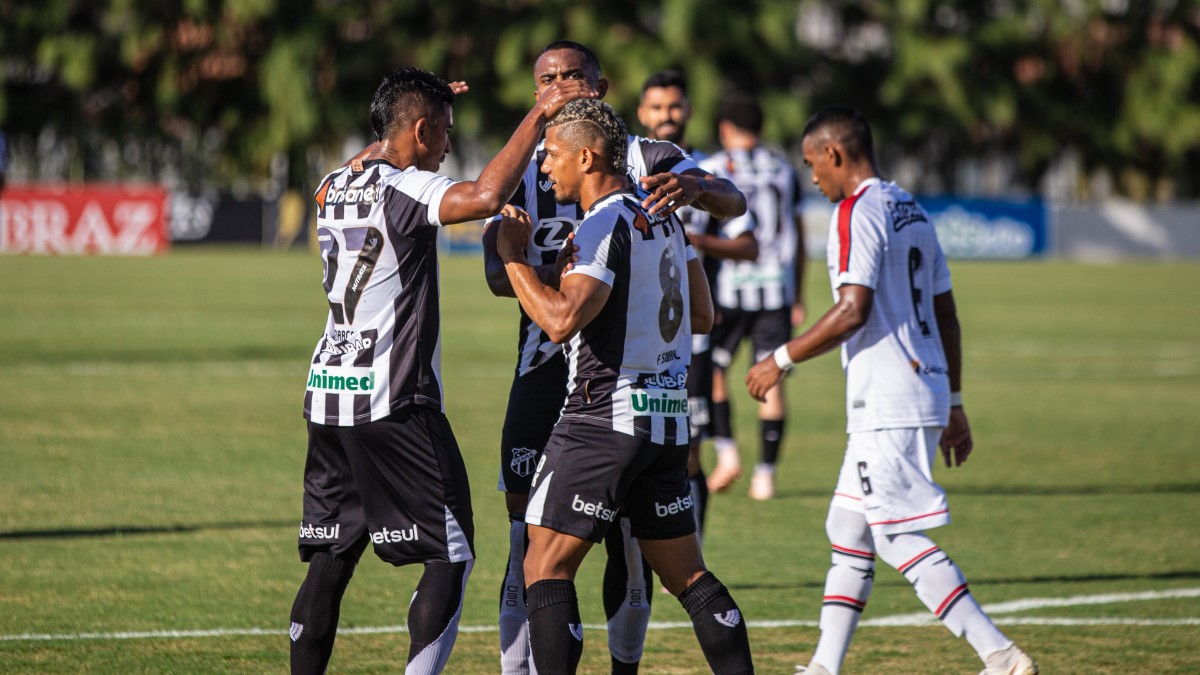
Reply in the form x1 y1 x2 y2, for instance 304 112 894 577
0 184 170 255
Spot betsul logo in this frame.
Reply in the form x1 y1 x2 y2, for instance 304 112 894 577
654 495 694 517
571 494 618 522
369 524 419 544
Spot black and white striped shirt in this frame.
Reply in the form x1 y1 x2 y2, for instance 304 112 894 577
492 136 699 377
303 159 455 426
701 146 802 311
560 189 697 446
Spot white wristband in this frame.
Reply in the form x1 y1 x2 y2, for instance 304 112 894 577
950 391 963 407
773 344 795 371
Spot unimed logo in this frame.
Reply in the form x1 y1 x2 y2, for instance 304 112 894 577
306 366 375 393
629 388 688 417
370 524 419 544
571 494 617 522
654 495 694 517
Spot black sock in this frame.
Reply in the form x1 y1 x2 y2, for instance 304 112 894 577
760 418 784 466
612 654 641 674
527 579 583 674
407 561 470 667
711 401 733 440
290 553 355 675
678 572 754 674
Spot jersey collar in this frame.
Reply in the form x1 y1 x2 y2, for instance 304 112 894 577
852 177 882 197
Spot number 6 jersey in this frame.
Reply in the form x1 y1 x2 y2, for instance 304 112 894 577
304 160 456 426
561 189 698 446
828 177 953 433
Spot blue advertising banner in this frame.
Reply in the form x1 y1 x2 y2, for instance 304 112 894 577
918 196 1048 258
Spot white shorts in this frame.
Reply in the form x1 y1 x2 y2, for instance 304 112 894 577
831 427 951 536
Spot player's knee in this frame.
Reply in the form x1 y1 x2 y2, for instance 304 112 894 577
825 506 873 554
873 530 941 572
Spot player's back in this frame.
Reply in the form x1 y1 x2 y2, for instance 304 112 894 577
829 178 952 432
306 160 454 425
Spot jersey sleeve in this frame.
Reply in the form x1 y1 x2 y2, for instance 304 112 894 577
640 139 699 176
833 192 885 290
385 170 456 233
565 210 624 287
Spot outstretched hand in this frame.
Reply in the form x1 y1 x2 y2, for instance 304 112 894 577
536 80 598 120
939 406 974 467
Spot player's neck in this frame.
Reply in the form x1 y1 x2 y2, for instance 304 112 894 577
365 138 419 171
842 164 881 195
578 174 631 212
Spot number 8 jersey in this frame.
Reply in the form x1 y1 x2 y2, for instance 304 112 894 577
304 160 456 426
828 177 953 433
562 189 698 446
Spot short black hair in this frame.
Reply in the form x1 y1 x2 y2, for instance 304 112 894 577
539 40 602 80
641 69 688 97
717 92 763 134
549 99 628 175
802 105 875 162
369 67 454 141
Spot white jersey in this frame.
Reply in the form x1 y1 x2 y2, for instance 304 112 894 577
304 160 455 426
701 146 802 311
827 177 953 432
491 135 699 377
562 189 697 446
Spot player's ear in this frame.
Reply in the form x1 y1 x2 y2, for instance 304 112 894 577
579 146 594 172
414 118 428 146
826 142 842 167
595 77 609 99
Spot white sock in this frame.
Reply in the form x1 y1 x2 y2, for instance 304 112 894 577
813 507 876 673
606 517 651 664
499 521 535 675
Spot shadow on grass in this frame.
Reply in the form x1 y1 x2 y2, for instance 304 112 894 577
777 483 1200 499
728 569 1200 591
0 519 298 540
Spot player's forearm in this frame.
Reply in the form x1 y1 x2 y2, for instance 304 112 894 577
700 233 757 261
794 220 806 299
482 224 517 297
688 258 714 334
690 176 747 220
778 292 869 366
467 111 549 218
503 260 582 343
934 292 963 392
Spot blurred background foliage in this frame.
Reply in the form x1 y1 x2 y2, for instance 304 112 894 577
1 0 1198 200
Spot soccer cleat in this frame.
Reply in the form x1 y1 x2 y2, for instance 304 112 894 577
794 662 834 675
748 468 775 500
979 644 1038 675
707 447 742 493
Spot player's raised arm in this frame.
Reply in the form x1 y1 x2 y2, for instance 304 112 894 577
438 79 596 225
496 207 609 343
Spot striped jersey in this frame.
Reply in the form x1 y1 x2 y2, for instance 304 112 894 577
303 159 456 426
562 189 697 446
491 136 699 377
700 146 802 311
828 177 953 432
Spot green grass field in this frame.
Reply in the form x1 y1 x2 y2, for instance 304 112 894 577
1 249 1198 673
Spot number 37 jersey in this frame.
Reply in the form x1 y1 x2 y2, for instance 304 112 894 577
562 190 698 446
828 177 953 433
304 160 456 426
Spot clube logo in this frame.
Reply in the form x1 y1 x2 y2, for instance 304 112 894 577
629 388 688 416
510 447 537 478
306 366 376 393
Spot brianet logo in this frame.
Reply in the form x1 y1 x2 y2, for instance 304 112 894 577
298 522 340 540
654 495 694 517
370 524 419 544
307 366 376 393
572 494 617 522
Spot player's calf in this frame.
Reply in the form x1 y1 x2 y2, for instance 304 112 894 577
678 572 754 674
290 552 356 675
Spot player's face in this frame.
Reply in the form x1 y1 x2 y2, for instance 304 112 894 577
802 132 842 203
534 49 604 99
417 104 454 172
637 85 690 144
540 126 582 204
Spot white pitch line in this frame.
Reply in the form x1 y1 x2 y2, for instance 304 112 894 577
4 587 1199 642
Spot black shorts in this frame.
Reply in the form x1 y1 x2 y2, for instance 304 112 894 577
499 351 568 494
298 406 475 566
711 307 792 368
525 421 695 543
687 339 713 441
